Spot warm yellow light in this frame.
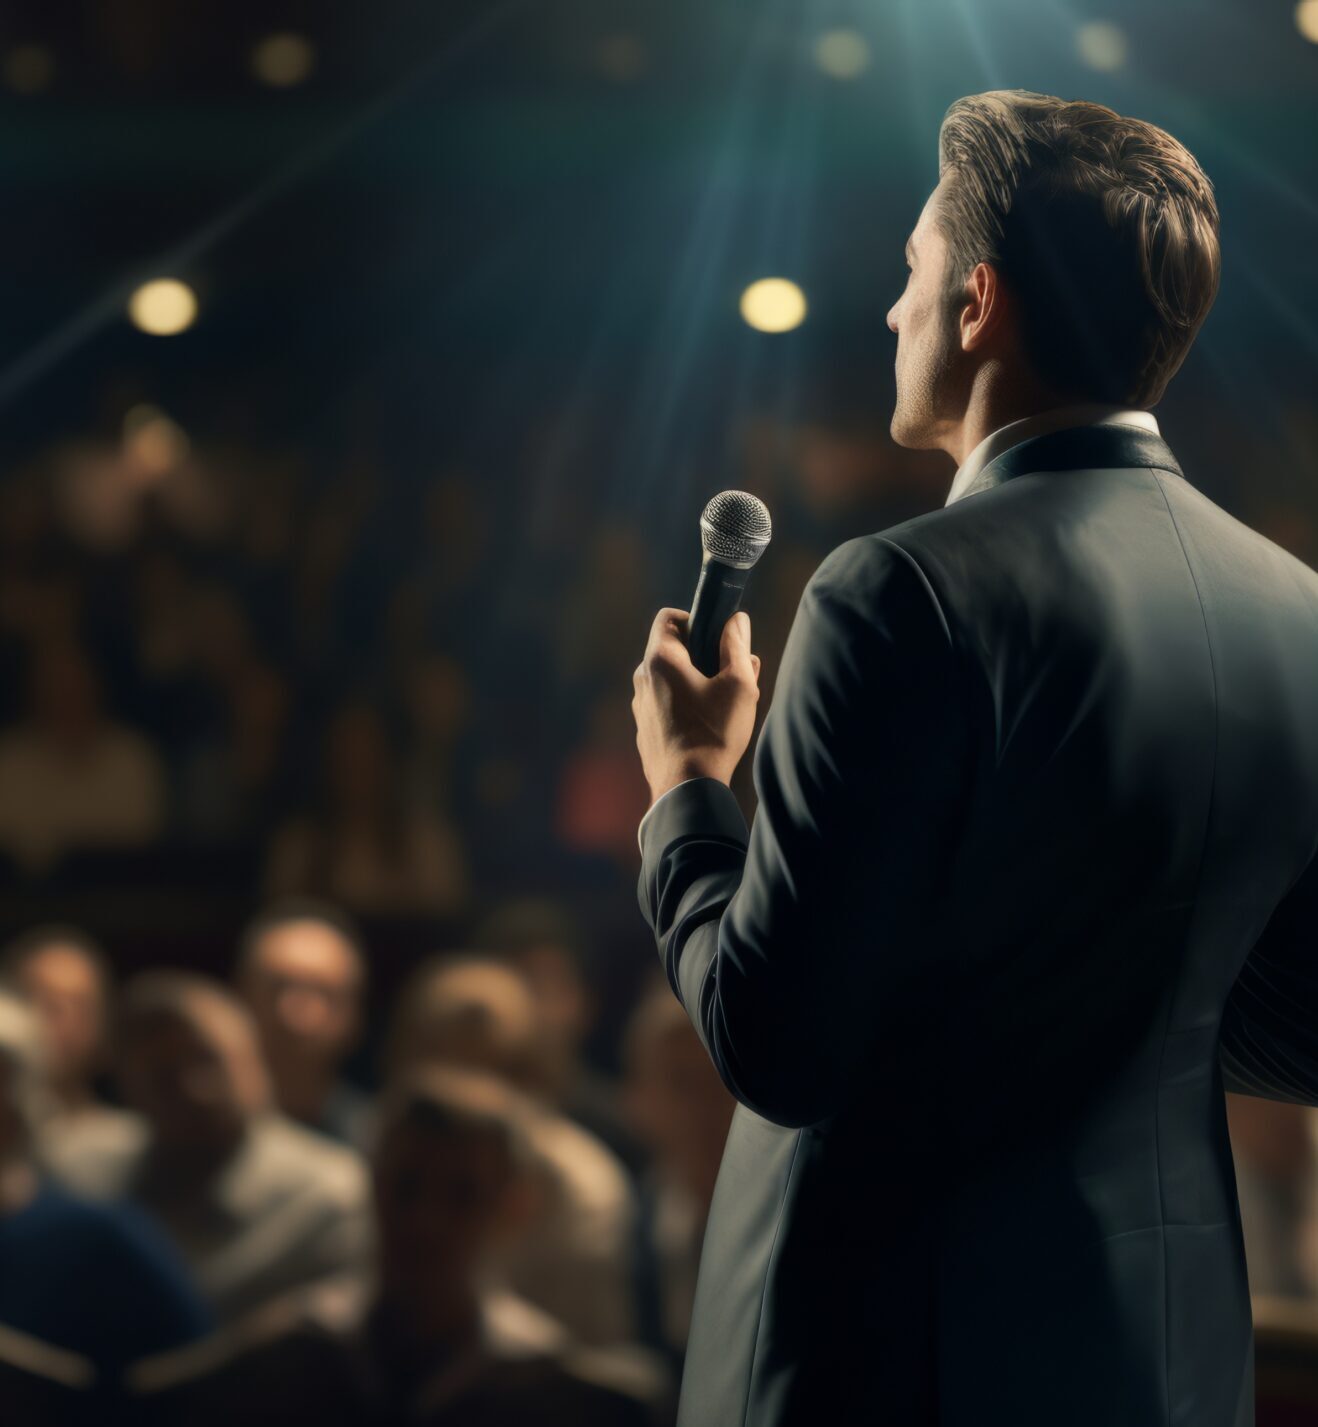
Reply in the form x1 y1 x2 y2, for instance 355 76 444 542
2 44 55 95
1297 0 1318 43
1076 21 1128 72
128 280 198 337
740 279 808 334
251 33 316 88
814 29 871 80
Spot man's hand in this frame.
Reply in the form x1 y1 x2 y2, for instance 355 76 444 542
632 607 762 805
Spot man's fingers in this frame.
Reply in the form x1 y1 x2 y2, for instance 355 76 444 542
641 606 758 692
644 606 690 661
639 607 699 688
718 611 757 682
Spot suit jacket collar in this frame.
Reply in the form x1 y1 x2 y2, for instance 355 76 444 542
950 422 1184 505
946 405 1159 506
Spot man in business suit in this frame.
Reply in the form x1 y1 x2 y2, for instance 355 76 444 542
631 90 1318 1425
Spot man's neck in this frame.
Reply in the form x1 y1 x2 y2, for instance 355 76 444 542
944 362 1074 468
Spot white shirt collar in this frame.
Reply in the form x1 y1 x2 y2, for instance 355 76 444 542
944 404 1161 508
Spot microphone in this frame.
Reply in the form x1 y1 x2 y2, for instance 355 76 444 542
686 490 773 677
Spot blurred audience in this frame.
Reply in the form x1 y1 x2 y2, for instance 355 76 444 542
51 402 227 554
622 986 734 1367
234 901 372 1149
0 990 211 1389
384 471 493 673
265 702 469 916
177 619 293 844
555 693 651 870
0 925 140 1168
137 1069 662 1426
0 357 1309 1422
398 653 474 819
475 897 644 1171
553 526 655 695
1227 1093 1318 1299
0 1321 94 1427
387 954 638 1347
53 971 371 1327
0 643 165 873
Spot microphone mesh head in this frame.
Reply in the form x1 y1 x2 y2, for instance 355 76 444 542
699 490 772 569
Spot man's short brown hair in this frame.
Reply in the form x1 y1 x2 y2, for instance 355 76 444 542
936 90 1220 407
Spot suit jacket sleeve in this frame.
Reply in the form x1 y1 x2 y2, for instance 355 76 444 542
637 535 969 1128
1220 849 1318 1103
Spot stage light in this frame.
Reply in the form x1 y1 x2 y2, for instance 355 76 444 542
251 32 316 88
1297 0 1318 43
595 33 648 83
740 279 808 334
1076 21 1128 72
814 29 871 80
127 280 198 337
2 44 54 95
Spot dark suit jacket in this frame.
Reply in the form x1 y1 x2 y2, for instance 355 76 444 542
638 422 1318 1426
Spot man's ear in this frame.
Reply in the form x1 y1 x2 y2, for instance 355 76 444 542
958 261 1007 354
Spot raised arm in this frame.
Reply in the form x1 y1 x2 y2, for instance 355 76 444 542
637 536 970 1128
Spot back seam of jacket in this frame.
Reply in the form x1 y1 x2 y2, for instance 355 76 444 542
1150 466 1223 1427
739 1129 804 1427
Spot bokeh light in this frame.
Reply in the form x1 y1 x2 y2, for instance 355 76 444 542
127 279 199 336
813 29 872 81
740 278 808 334
1076 21 1129 72
1297 0 1318 43
2 43 55 95
250 32 317 89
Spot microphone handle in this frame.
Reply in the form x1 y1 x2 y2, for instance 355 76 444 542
687 556 752 677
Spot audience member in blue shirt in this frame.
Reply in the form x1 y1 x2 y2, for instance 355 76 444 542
0 991 212 1384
